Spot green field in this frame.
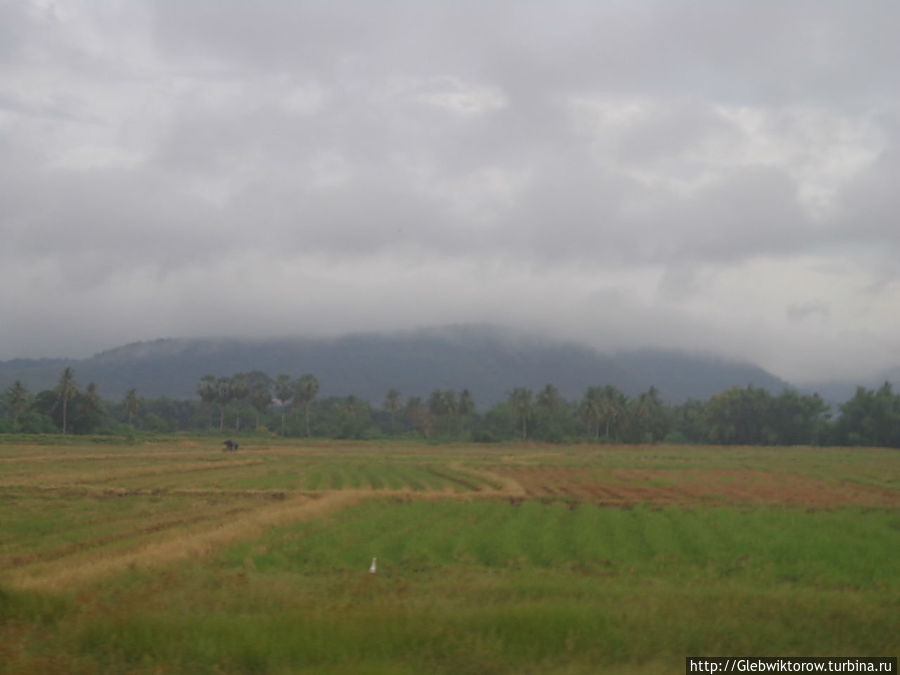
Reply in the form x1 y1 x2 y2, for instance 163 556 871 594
1 438 898 673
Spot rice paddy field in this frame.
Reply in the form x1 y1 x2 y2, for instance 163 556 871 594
1 438 898 673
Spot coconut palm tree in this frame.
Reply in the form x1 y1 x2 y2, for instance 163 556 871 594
230 373 250 431
632 386 663 442
537 383 562 415
404 396 425 436
123 388 139 427
427 390 456 436
457 389 475 434
245 371 273 429
5 380 30 431
293 374 319 437
579 387 604 439
384 389 402 434
55 367 78 434
274 374 293 435
600 385 628 441
214 376 234 431
508 387 533 441
197 375 218 430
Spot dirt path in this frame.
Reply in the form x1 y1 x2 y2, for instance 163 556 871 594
9 491 363 591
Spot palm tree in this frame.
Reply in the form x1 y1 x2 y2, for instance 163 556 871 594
579 387 604 439
230 374 250 431
81 382 104 433
55 367 78 434
633 386 662 442
214 376 234 431
404 396 425 436
384 389 402 434
246 372 273 429
600 385 628 441
274 374 293 435
537 384 562 415
339 395 362 437
427 390 456 437
197 375 218 430
508 387 533 441
457 389 475 434
123 388 139 427
293 374 319 437
5 380 30 431
580 386 626 440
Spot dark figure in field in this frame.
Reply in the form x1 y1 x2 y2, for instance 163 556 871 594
223 440 239 452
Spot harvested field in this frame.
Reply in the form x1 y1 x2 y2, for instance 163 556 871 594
1 439 898 674
8 491 361 591
492 466 900 507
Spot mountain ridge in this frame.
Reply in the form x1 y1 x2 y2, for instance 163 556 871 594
0 326 793 406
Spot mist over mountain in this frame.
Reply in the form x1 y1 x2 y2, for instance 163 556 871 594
800 366 900 405
3 1 900 404
0 325 797 407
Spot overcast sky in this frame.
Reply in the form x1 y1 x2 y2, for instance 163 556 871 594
2 0 899 384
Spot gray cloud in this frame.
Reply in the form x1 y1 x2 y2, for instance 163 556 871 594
1 0 899 384
787 302 830 322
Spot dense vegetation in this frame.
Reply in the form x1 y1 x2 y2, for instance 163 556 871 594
1 368 899 447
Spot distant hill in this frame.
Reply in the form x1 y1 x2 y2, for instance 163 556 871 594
0 357 72 394
0 325 791 407
801 366 900 405
611 349 791 401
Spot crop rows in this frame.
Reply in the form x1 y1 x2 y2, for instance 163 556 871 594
0 489 271 571
2 441 899 674
224 499 900 588
1 455 495 495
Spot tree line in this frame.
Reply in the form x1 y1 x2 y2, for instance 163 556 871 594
1 368 900 448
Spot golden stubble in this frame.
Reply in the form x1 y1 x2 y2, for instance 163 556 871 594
8 491 360 592
0 460 265 489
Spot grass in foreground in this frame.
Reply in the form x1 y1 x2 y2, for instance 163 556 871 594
2 500 897 674
1 440 898 673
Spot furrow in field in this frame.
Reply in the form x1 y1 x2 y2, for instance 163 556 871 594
0 485 304 500
1 506 254 569
0 460 266 488
447 463 526 496
490 467 900 507
423 465 483 492
0 450 229 464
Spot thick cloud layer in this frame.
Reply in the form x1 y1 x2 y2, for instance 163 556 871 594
2 0 898 384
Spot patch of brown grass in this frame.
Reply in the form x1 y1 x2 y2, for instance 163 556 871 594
10 491 365 591
0 459 265 488
492 467 900 507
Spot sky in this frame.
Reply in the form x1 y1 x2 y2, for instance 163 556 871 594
1 0 899 385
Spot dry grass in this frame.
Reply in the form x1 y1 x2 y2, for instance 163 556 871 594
492 466 900 507
0 460 265 488
450 461 527 496
9 491 363 591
